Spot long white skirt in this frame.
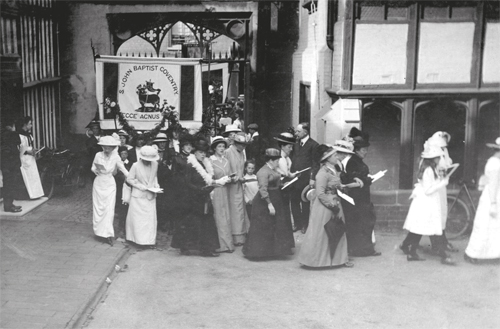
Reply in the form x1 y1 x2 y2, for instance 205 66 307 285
20 155 44 199
93 174 116 238
126 196 157 245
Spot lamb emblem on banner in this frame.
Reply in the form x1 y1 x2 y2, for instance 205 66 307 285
136 80 161 112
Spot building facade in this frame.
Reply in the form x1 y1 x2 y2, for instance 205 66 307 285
56 0 299 140
293 0 499 224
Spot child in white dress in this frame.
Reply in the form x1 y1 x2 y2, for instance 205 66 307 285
400 143 454 265
243 160 258 218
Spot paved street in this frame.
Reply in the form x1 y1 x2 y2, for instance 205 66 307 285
85 232 500 329
1 183 500 329
0 184 130 329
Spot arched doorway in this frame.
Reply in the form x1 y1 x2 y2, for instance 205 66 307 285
414 99 467 184
477 98 500 179
362 101 402 191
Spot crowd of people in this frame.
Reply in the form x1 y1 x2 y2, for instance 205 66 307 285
83 116 500 267
2 113 498 267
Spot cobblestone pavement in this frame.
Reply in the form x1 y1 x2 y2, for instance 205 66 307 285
0 182 130 329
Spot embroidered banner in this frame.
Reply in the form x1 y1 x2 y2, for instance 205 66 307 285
95 56 203 130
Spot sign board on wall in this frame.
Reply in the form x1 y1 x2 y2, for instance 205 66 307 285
95 56 203 130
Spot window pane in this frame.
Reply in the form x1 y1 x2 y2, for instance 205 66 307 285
387 6 408 20
417 22 474 84
353 24 408 85
360 5 384 20
451 6 475 20
483 22 500 84
423 5 449 19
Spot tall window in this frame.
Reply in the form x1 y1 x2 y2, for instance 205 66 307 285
299 82 311 126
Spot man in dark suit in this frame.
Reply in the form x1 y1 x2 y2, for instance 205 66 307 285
1 118 23 212
290 122 319 233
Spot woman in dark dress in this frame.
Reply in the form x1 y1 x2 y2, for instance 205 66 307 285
243 148 295 258
170 139 220 257
343 128 381 257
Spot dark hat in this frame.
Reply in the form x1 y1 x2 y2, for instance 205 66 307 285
86 119 101 129
274 132 296 144
193 139 210 153
349 127 370 148
118 146 128 153
247 123 259 131
210 136 228 150
265 148 281 160
179 132 194 147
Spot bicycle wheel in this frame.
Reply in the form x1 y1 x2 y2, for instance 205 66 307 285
40 169 55 199
446 196 471 239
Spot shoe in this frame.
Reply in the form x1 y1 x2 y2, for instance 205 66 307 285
445 243 459 253
407 254 425 261
107 237 114 246
301 227 307 234
370 251 382 257
441 257 456 265
234 242 244 247
399 244 410 255
180 250 192 256
12 205 22 211
293 226 301 233
464 254 478 264
4 207 22 213
344 262 354 268
201 251 220 257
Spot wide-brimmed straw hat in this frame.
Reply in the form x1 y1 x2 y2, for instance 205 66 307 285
320 146 337 162
233 133 249 145
153 132 168 142
223 124 242 136
421 145 444 159
210 136 228 150
98 135 120 147
301 185 316 203
486 137 500 149
332 140 355 154
139 145 159 161
86 119 101 129
274 132 296 144
265 148 281 160
117 129 128 136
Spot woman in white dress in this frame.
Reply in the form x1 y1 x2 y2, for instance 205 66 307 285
18 116 44 199
126 146 160 248
400 143 454 265
92 136 129 246
464 137 500 263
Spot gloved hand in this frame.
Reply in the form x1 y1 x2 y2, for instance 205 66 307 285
215 176 231 186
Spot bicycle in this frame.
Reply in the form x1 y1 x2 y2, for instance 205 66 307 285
38 148 86 199
446 180 478 239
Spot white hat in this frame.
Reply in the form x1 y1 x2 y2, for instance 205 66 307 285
117 129 129 136
427 131 450 148
421 144 444 159
332 140 355 154
153 132 168 142
223 124 241 136
139 145 160 161
98 135 120 146
486 137 500 150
